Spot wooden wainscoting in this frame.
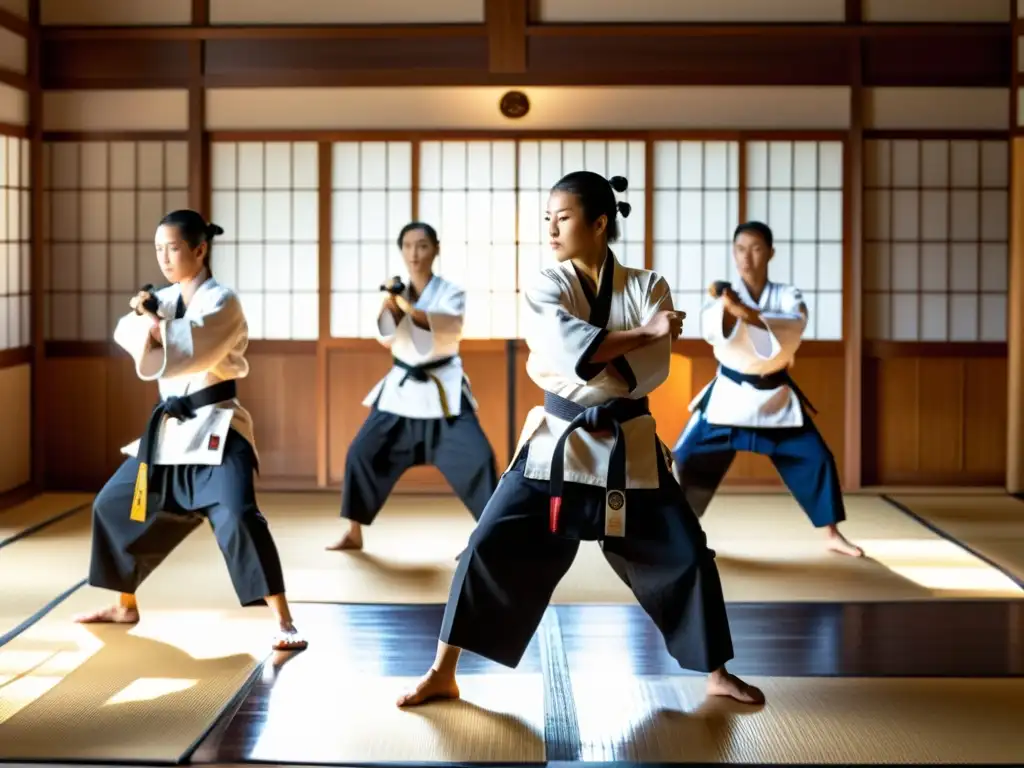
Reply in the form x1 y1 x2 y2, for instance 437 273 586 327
42 342 317 491
863 342 1008 486
326 340 510 493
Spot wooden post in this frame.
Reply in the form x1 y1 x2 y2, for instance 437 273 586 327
1008 3 1023 494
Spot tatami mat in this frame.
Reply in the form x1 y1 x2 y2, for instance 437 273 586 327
0 492 93 543
242 673 545 764
0 494 95 642
570 674 1024 763
0 514 270 763
888 494 1024 588
266 492 1021 604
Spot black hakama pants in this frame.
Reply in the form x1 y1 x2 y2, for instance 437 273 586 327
438 443 735 673
671 412 845 527
87 429 287 606
341 394 499 525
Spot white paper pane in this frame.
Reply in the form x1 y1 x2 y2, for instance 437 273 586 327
980 141 1008 188
165 142 188 189
137 142 163 188
891 140 919 187
980 294 1006 341
949 294 978 341
80 142 108 189
814 292 843 340
980 190 1008 241
980 243 1008 291
891 292 919 340
920 141 949 188
950 141 979 187
236 143 264 189
212 142 237 190
919 244 948 291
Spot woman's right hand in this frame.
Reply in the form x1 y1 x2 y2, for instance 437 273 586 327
645 309 685 341
129 290 158 320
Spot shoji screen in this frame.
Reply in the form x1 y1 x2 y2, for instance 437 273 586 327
210 141 320 340
745 140 845 341
418 140 517 339
651 140 741 339
329 140 413 339
0 134 29 349
43 140 188 341
864 138 1008 342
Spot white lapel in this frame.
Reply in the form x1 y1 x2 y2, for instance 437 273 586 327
183 274 217 318
737 279 773 311
414 274 442 310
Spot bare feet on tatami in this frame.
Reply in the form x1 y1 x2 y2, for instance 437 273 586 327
825 526 864 557
706 669 765 705
73 604 140 624
326 525 363 551
272 624 309 652
396 669 461 707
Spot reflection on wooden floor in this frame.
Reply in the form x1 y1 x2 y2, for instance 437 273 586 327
3 491 1023 765
192 601 1024 766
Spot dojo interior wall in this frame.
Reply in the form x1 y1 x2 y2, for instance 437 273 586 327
0 0 31 498
2 0 1018 496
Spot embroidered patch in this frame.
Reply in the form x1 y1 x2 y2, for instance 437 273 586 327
208 435 221 451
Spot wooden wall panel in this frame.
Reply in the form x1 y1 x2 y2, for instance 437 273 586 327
237 353 318 483
204 36 489 87
525 32 853 86
42 352 316 491
326 346 509 493
0 363 31 493
41 40 191 89
863 355 1008 485
861 27 1010 88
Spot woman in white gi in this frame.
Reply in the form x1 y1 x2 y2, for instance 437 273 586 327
74 209 308 652
671 221 863 557
396 172 764 708
327 222 499 551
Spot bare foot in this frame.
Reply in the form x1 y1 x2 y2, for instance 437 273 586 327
272 625 308 652
706 669 765 705
73 604 140 624
825 528 864 557
396 669 461 707
326 527 363 551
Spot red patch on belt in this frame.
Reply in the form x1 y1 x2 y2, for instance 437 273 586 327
208 435 221 451
549 497 562 534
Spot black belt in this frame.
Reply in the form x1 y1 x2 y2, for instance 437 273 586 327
545 391 650 535
698 365 816 415
392 355 455 417
130 379 238 523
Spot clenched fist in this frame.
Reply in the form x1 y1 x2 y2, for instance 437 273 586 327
646 309 686 341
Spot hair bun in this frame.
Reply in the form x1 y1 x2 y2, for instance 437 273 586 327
616 201 632 218
207 222 225 237
608 175 629 193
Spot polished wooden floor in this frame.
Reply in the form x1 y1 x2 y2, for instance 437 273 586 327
190 599 1024 766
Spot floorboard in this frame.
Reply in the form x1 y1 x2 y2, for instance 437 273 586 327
191 600 1024 765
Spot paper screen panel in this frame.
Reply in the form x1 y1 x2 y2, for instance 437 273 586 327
211 141 319 340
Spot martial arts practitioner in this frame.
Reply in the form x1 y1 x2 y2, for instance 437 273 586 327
671 221 863 557
327 222 499 551
396 172 764 708
74 209 308 651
